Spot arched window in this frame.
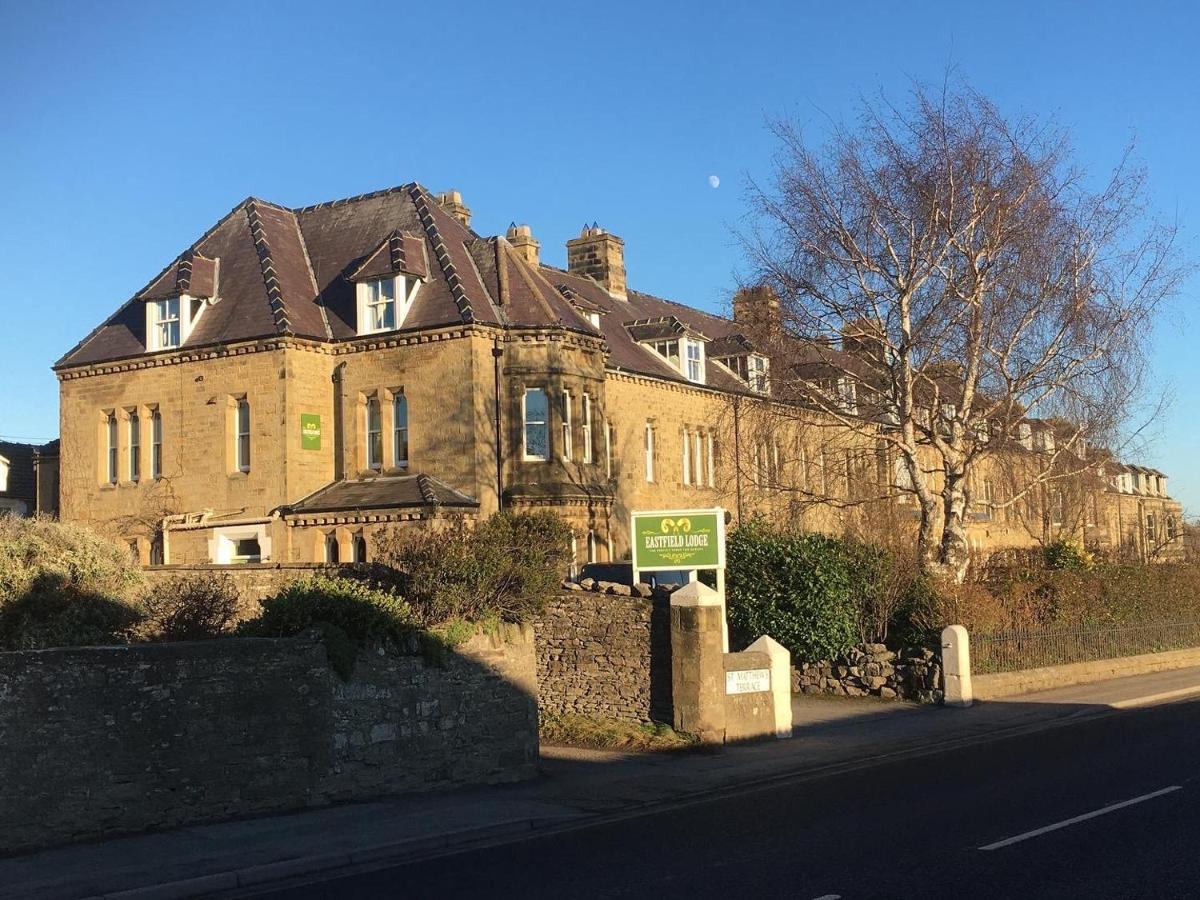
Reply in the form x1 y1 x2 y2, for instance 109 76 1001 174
587 530 597 563
354 534 368 563
325 533 339 564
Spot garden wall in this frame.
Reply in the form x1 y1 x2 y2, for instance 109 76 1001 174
0 627 537 853
534 589 672 723
141 563 329 618
792 643 944 703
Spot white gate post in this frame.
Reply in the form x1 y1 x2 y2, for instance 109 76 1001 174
941 624 973 708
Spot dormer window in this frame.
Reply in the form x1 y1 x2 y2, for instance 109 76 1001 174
151 298 180 349
650 339 680 367
356 275 418 336
588 312 601 329
365 279 395 332
747 355 769 393
684 339 705 383
146 294 205 352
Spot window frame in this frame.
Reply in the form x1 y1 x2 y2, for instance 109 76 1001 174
582 393 593 464
151 409 163 480
106 412 118 485
235 398 251 473
365 395 383 471
522 387 549 462
560 389 573 462
128 410 141 483
393 393 409 468
684 338 705 383
682 427 691 485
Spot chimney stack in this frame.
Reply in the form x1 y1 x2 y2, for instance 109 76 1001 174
506 223 541 267
566 224 627 300
435 189 472 227
732 285 781 336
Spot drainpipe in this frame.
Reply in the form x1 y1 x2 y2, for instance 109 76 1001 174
733 394 744 522
332 362 347 481
493 337 505 512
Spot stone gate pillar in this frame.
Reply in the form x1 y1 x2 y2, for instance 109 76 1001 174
670 581 727 743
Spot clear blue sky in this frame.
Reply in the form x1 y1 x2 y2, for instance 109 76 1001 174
2 1 1197 511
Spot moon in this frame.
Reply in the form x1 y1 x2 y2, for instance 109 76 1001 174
708 175 720 189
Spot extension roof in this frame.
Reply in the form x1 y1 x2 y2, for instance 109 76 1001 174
284 473 479 515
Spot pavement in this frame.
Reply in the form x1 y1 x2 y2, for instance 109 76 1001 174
5 665 1200 900
262 682 1200 899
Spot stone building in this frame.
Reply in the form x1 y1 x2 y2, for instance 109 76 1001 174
0 440 58 518
53 183 1183 565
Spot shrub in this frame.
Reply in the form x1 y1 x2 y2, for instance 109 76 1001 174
0 516 144 606
138 574 241 642
1044 539 1093 571
239 575 418 677
372 511 573 625
726 520 877 663
240 575 416 643
0 517 146 650
0 575 145 650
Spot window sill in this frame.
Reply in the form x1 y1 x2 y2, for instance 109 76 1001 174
383 465 410 476
227 470 250 481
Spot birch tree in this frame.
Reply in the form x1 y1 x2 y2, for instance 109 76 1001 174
743 84 1180 582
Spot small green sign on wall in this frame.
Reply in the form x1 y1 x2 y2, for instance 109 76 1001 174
300 413 322 450
631 508 725 571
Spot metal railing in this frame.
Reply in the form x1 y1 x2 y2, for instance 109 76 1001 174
970 621 1200 674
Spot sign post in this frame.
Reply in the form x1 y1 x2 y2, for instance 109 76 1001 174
631 507 729 651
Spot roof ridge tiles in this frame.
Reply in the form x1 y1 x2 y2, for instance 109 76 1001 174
293 183 418 214
408 184 474 324
245 201 294 335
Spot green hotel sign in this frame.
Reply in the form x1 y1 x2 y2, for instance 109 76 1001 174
300 414 322 450
631 508 725 571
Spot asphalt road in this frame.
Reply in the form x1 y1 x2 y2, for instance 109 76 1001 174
251 698 1200 899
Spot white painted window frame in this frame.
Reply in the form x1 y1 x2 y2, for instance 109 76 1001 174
356 275 419 336
561 389 573 462
522 387 549 462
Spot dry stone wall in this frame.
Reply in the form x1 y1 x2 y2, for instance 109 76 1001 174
534 587 672 723
792 644 944 703
0 627 537 853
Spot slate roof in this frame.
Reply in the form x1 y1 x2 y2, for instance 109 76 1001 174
55 182 769 397
284 474 479 515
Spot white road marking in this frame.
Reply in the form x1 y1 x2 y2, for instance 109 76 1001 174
1111 685 1200 709
979 785 1182 851
810 895 842 900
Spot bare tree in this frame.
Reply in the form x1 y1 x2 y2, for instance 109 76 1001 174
743 82 1181 582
